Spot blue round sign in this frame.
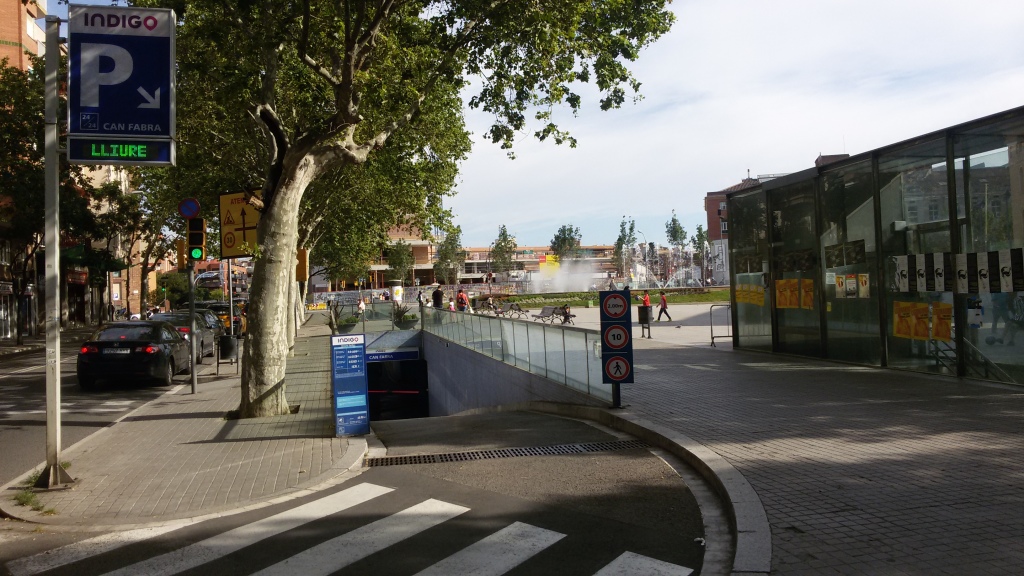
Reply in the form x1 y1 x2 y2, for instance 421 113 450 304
178 198 200 219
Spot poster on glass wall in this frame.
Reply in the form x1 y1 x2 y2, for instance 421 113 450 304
933 302 953 342
834 274 846 299
857 274 870 298
954 253 969 294
800 279 815 310
911 303 931 341
893 301 913 339
845 274 857 298
893 255 909 292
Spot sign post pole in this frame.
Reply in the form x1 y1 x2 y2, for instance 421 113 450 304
599 289 635 409
36 16 74 489
189 264 197 394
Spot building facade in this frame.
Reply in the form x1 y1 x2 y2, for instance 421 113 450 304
728 104 1024 386
0 0 45 71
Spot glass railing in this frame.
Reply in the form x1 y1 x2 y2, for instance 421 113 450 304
331 301 423 333
420 305 611 403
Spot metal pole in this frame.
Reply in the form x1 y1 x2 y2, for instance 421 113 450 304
37 16 73 488
189 264 197 394
227 259 234 335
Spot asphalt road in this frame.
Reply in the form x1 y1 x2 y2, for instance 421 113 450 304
2 412 724 575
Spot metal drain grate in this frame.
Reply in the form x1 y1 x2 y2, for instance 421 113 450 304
365 439 648 467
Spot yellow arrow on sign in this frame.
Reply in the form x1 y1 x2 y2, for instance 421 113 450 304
219 191 261 259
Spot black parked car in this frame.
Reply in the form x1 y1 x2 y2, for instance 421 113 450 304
150 312 217 362
76 321 190 390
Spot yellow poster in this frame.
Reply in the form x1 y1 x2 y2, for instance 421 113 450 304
911 302 931 341
893 301 913 339
835 274 846 299
800 279 815 310
737 282 753 305
933 302 953 342
776 279 795 309
774 280 787 309
754 284 765 307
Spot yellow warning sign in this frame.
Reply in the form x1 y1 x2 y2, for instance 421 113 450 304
219 191 261 259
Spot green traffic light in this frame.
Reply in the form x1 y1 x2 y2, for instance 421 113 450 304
189 247 204 259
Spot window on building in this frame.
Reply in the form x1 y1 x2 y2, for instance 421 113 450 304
720 220 728 233
906 200 918 222
719 201 726 211
990 196 1003 217
928 201 940 221
0 241 10 266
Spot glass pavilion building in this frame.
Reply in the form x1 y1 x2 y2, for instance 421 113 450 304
728 104 1024 384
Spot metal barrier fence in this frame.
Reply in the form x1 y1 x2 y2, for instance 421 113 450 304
420 306 613 403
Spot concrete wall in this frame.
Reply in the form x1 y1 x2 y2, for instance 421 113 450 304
423 333 607 416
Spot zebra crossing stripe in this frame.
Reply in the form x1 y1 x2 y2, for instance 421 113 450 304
593 551 693 576
414 521 566 576
253 498 470 576
6 525 188 576
100 482 393 576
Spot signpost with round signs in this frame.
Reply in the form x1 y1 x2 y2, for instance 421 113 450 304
599 290 634 407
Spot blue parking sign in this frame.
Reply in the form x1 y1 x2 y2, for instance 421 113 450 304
68 6 175 165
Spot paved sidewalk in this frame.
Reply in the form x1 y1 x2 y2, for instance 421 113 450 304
0 313 357 527
622 339 1024 575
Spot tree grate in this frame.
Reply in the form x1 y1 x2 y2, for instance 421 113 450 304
365 439 648 467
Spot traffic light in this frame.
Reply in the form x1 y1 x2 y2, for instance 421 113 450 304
175 238 186 269
187 218 207 261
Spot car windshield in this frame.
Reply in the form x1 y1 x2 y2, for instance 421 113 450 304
93 325 159 341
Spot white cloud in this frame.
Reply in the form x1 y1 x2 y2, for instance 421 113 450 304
451 0 1024 247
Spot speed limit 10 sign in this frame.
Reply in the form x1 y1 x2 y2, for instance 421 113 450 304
603 324 630 350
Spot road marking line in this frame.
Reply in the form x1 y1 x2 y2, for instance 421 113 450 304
100 483 393 576
5 524 187 576
415 521 565 576
254 498 469 576
593 551 693 576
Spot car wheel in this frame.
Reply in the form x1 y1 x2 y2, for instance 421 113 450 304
196 342 204 365
78 374 95 390
159 360 174 386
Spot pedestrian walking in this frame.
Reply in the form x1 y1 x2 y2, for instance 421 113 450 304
642 290 651 307
456 289 469 312
657 291 672 322
448 297 456 311
432 285 444 309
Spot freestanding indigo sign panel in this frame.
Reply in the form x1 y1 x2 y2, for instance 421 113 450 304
331 334 369 436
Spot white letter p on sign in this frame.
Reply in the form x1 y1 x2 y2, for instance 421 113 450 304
79 43 134 108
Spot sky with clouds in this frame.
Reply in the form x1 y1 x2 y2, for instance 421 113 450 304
451 0 1024 249
50 1 1024 250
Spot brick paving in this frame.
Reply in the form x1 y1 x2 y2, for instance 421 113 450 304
627 336 1024 575
1 315 351 526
